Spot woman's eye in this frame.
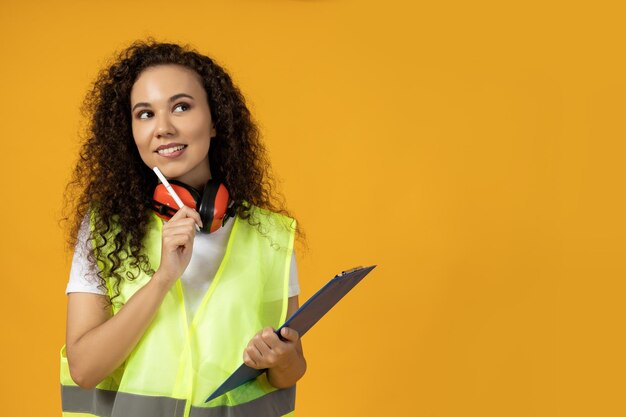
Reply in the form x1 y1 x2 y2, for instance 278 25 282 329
137 111 152 120
173 103 190 112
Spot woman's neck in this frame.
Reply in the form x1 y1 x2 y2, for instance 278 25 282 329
173 160 212 191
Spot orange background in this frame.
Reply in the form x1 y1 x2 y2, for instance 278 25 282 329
1 0 625 416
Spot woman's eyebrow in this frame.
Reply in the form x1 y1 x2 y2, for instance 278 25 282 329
132 93 195 112
169 93 194 102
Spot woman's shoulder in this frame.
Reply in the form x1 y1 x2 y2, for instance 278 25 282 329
245 204 296 229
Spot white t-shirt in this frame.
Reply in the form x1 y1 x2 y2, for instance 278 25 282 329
66 216 300 320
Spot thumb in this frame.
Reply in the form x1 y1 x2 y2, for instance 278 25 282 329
280 327 299 342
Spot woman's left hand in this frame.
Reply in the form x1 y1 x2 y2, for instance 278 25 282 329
243 327 300 370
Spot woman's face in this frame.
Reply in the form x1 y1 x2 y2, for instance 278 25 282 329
130 64 216 190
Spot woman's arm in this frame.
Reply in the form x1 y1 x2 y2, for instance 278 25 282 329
243 296 307 389
66 206 202 389
66 274 171 388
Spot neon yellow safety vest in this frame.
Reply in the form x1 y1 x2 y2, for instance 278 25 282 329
61 207 297 417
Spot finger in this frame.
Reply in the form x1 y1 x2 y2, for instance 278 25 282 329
261 327 281 349
247 344 265 366
162 234 193 251
169 205 203 229
162 219 197 235
163 231 194 243
243 349 259 368
181 206 203 229
252 333 273 357
280 327 300 343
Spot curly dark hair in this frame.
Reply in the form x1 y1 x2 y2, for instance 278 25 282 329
63 39 300 304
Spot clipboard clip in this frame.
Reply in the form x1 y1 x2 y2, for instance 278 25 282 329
338 266 364 277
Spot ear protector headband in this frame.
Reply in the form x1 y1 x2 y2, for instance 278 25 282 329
151 180 235 234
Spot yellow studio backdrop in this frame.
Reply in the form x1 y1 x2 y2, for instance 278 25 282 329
0 0 624 416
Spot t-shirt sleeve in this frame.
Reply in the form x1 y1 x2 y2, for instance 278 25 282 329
288 250 300 297
65 216 106 295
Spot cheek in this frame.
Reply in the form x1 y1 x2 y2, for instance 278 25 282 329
188 110 214 142
131 139 153 168
132 125 151 153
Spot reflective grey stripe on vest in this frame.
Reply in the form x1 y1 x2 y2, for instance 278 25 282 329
190 387 296 417
61 385 186 417
61 385 295 417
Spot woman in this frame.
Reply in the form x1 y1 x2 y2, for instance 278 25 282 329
61 40 306 417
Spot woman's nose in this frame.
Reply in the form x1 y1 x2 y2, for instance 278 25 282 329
155 113 176 138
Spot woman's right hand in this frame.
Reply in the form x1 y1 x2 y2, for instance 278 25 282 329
154 205 203 289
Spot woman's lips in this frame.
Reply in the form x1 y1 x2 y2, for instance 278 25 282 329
156 144 187 158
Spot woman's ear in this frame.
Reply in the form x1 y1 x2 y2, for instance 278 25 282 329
210 122 217 138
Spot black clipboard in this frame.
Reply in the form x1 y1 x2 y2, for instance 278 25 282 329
205 265 376 402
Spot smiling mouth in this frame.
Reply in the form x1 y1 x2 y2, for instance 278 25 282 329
157 145 187 155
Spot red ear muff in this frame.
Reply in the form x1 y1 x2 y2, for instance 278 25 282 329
151 179 234 234
198 181 231 233
151 181 200 221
